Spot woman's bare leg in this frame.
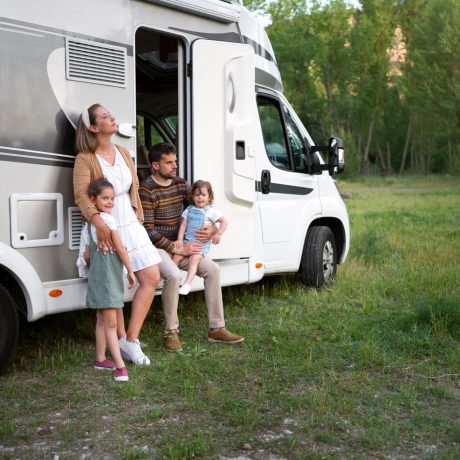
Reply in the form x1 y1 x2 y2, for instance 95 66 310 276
126 265 160 341
116 308 126 339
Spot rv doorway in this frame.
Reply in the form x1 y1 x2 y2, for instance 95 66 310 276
135 28 182 180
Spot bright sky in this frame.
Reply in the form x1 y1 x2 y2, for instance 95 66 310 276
252 0 362 27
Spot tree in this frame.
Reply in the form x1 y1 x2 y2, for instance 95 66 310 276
242 0 460 175
401 0 460 172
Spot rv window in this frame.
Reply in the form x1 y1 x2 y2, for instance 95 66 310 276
137 114 164 149
284 107 308 173
257 97 290 170
136 114 166 181
164 115 178 136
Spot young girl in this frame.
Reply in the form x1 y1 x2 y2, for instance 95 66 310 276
83 179 136 382
173 180 228 295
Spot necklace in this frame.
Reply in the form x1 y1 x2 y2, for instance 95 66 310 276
97 146 114 161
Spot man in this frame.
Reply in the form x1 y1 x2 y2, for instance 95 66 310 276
139 142 244 351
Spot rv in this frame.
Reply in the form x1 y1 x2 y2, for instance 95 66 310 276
0 0 349 372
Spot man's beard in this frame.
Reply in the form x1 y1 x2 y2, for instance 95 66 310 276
157 170 176 180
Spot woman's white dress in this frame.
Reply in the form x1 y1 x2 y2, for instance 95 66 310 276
96 146 161 271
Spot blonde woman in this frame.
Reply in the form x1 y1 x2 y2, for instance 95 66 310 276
73 104 161 365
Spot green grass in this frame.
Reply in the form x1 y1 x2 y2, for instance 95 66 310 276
1 175 459 459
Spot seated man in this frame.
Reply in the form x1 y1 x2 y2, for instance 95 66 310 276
139 142 244 351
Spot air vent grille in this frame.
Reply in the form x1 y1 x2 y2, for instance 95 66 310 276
66 38 127 87
68 207 84 250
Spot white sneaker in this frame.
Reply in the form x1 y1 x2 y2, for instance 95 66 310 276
179 283 191 295
119 336 151 365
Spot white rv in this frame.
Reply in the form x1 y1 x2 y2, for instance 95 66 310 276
0 0 349 371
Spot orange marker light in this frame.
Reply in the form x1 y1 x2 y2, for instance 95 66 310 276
48 289 63 297
255 263 263 269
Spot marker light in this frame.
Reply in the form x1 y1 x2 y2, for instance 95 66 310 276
255 263 263 269
48 289 63 297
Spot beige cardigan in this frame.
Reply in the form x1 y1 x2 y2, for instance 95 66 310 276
73 144 144 223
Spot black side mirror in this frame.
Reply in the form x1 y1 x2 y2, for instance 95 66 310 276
308 137 345 176
328 137 345 175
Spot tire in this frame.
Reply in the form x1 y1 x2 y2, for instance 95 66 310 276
300 226 337 288
0 284 19 374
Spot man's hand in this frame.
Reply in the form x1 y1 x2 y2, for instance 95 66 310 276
194 225 217 243
180 241 203 256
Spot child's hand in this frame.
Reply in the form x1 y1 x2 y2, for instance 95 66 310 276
174 240 184 250
211 233 221 245
127 271 136 289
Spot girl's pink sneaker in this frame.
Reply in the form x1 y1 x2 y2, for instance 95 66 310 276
93 359 116 370
114 367 129 382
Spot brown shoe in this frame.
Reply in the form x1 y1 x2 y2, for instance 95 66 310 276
208 327 244 344
163 331 182 351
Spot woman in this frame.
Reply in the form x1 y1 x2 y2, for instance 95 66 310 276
73 103 161 365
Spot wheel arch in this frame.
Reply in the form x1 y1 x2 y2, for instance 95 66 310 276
307 217 345 264
0 243 47 322
0 266 27 317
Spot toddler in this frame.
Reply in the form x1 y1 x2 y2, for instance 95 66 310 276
173 180 228 295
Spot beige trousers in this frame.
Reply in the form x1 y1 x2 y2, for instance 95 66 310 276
157 249 225 333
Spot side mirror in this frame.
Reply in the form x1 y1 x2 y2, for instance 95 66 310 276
328 137 345 175
117 123 136 138
308 137 345 176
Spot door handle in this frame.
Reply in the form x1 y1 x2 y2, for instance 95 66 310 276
261 169 271 194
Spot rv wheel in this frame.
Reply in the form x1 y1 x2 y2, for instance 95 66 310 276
300 226 337 288
0 284 19 374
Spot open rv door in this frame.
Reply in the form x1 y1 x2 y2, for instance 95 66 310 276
191 40 256 260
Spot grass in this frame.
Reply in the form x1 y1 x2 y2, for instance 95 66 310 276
1 175 459 459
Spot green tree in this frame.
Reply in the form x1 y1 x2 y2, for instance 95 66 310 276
401 0 460 172
242 0 460 175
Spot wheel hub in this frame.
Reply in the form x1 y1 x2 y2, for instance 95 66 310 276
322 241 334 281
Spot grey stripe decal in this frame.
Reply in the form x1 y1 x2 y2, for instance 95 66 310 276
255 181 313 195
0 17 133 55
242 35 275 63
0 148 74 168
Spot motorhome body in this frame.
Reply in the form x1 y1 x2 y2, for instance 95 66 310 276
0 0 350 371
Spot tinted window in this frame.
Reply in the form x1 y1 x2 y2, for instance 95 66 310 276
258 97 290 170
284 108 308 173
136 114 164 150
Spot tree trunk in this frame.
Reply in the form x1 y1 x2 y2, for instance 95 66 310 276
386 141 393 174
376 144 386 174
399 120 412 174
361 108 377 175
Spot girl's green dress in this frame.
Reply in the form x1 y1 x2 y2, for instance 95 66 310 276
86 222 124 309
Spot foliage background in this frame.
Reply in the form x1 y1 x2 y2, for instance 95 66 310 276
242 0 460 176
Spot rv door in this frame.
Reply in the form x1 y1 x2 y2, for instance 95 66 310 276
191 40 256 260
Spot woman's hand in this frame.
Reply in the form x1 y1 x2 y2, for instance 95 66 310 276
92 214 114 253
